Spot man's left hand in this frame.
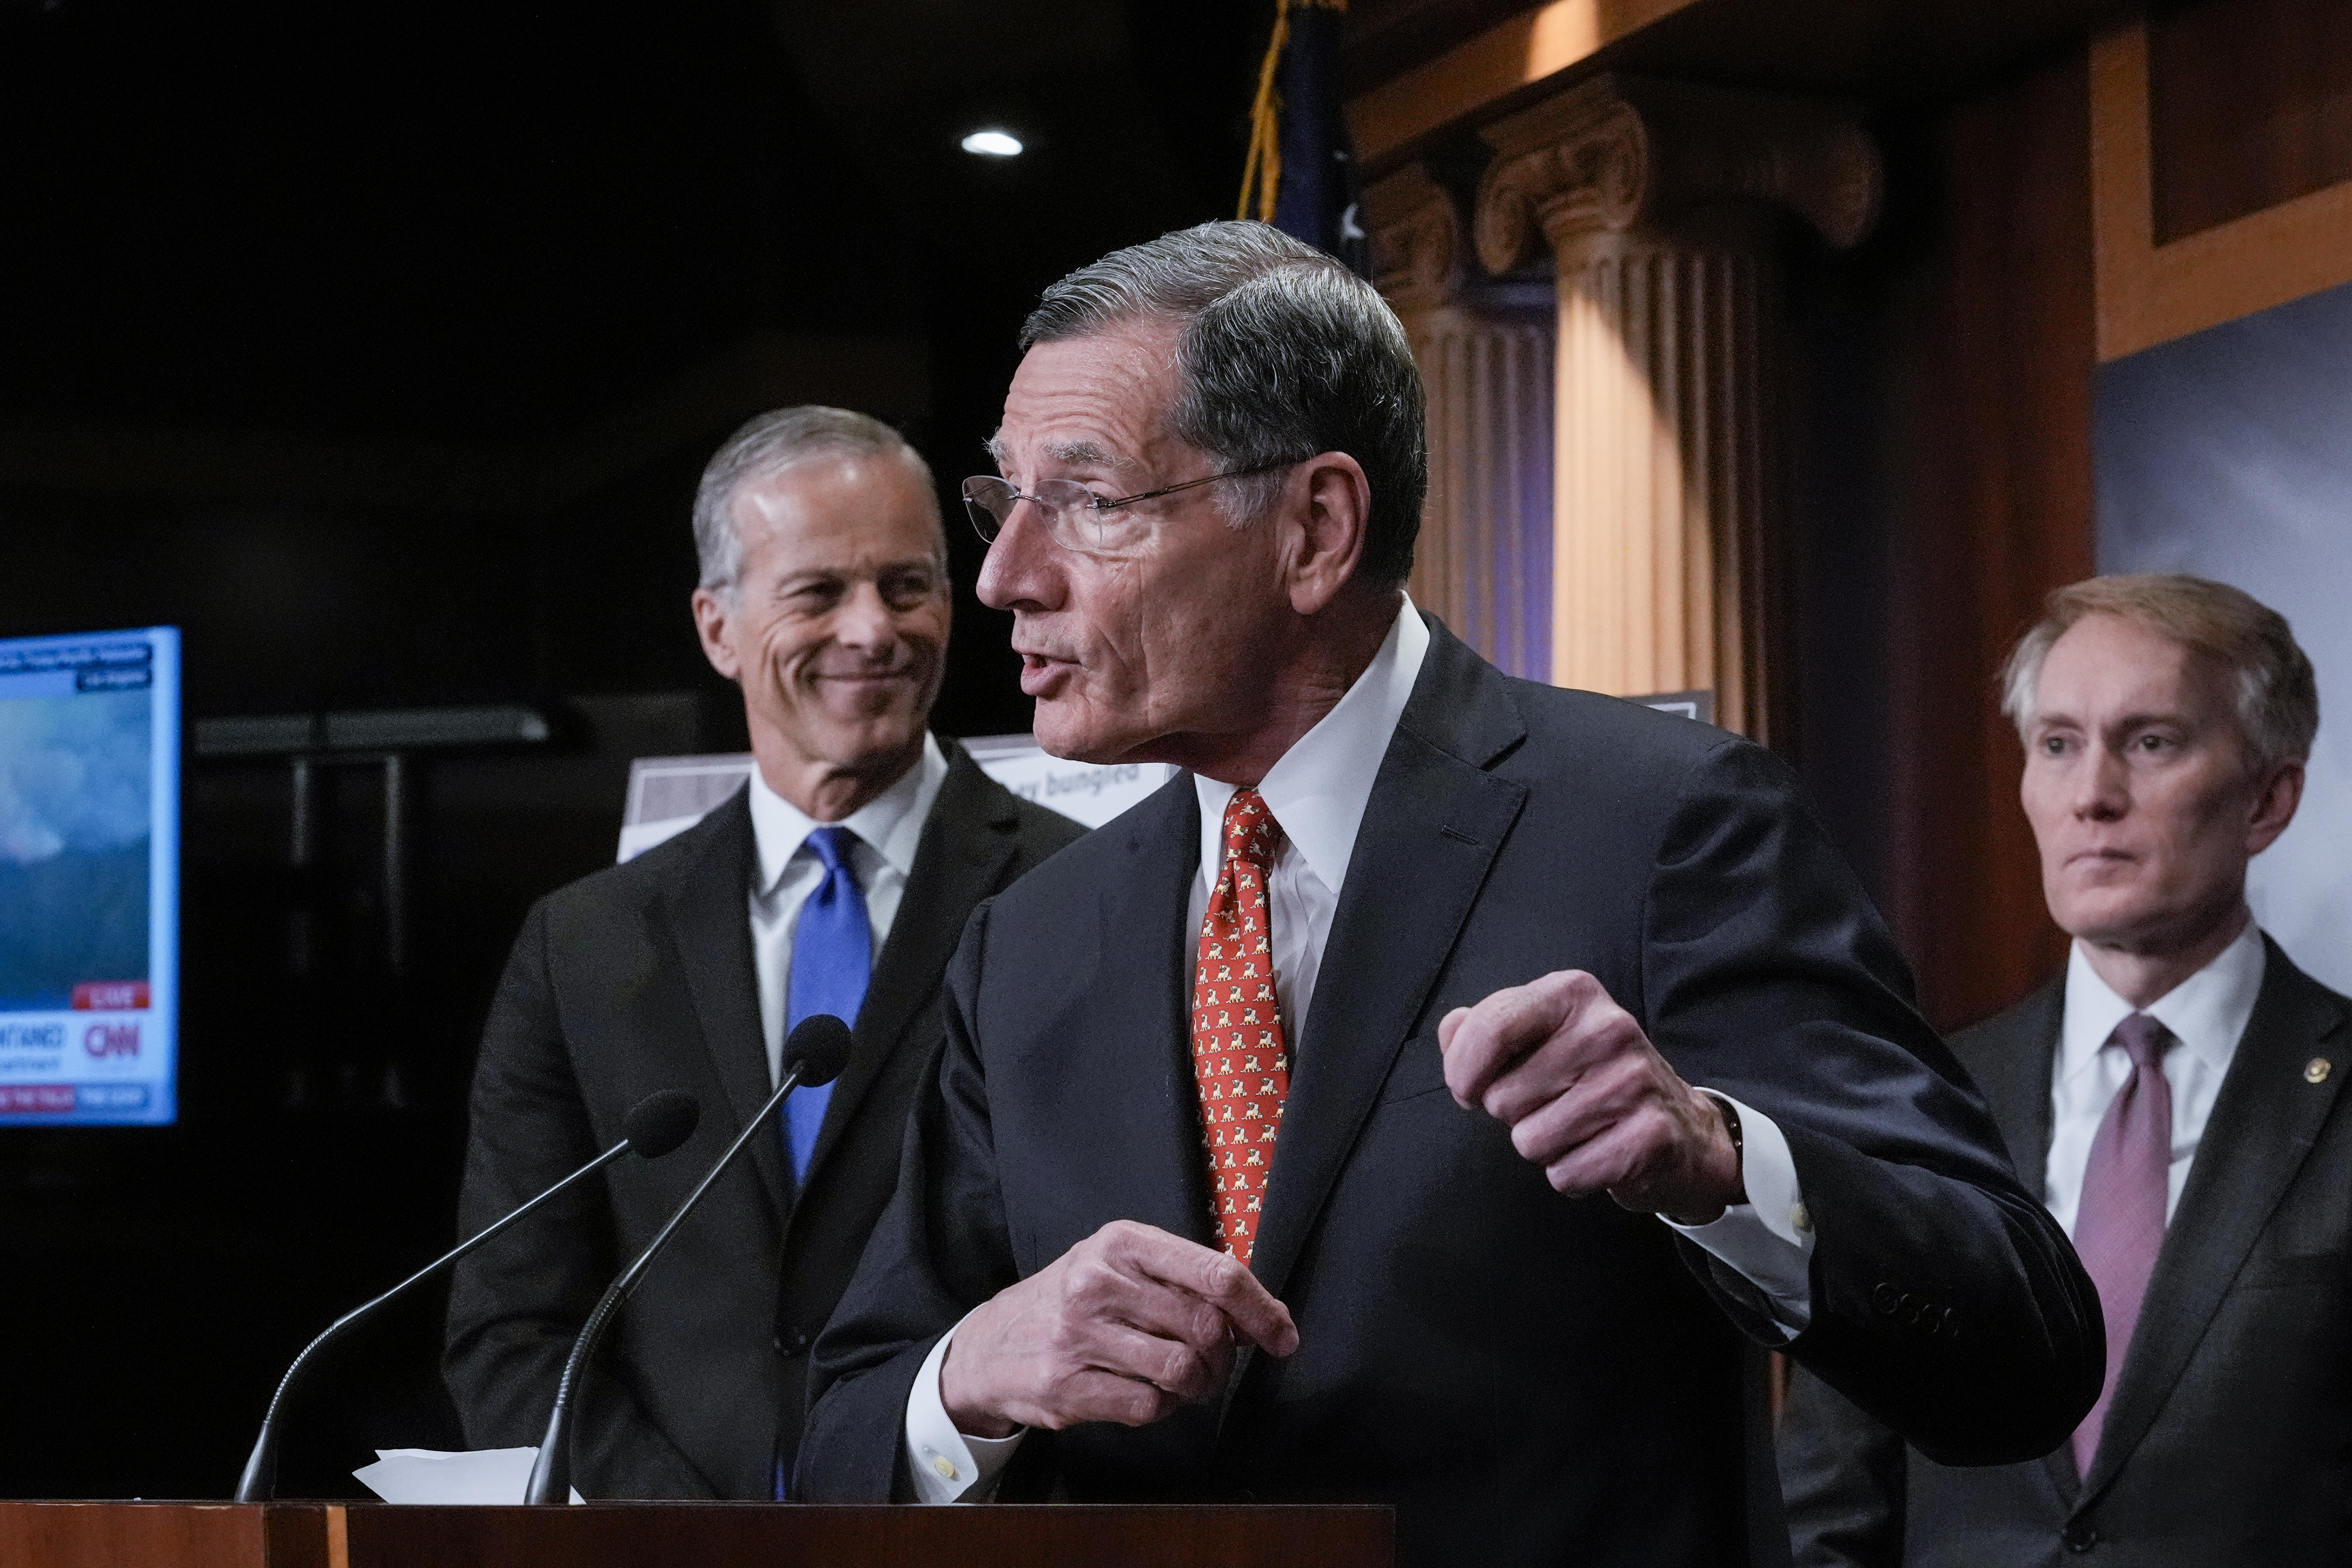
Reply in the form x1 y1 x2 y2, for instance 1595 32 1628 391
1438 969 1743 1224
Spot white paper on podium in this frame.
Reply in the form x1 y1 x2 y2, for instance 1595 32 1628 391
352 1447 585 1504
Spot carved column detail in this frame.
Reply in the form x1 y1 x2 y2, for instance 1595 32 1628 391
1476 76 1878 738
1367 163 1556 683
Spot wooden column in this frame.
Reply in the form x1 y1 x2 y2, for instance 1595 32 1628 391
1475 77 1879 740
1365 163 1555 683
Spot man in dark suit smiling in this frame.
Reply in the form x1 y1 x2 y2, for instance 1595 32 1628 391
1780 573 2348 1566
443 407 1081 1499
797 221 2101 1567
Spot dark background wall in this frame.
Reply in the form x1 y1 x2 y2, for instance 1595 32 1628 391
0 0 1260 1500
1785 41 2098 1033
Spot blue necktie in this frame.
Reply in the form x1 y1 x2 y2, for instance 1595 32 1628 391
774 827 871 1499
782 825 870 1183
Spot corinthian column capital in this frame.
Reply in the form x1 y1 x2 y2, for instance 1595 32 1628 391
1474 74 1882 271
1363 162 1469 315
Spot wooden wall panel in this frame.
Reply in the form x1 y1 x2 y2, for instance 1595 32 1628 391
1791 47 2098 1031
1892 54 2096 1029
2099 8 2352 363
2149 0 2352 243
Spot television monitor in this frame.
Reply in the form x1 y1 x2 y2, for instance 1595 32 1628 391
0 626 180 1126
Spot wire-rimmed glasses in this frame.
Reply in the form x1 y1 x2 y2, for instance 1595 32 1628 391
960 457 1304 552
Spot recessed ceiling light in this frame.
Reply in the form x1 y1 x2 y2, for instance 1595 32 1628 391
961 130 1023 158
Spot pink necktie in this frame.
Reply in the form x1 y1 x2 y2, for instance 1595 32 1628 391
2069 1012 2173 1477
1189 788 1291 1268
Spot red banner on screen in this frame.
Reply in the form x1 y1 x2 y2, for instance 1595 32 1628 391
0 1085 77 1113
71 982 150 1011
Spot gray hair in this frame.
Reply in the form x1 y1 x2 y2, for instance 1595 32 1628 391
691 406 939 595
1020 220 1427 590
2000 572 2320 770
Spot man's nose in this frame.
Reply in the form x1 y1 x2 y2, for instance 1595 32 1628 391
975 499 1059 612
2075 747 2130 819
831 582 900 648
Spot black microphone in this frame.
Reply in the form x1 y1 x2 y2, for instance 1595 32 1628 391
524 1014 852 1505
232 1089 700 1503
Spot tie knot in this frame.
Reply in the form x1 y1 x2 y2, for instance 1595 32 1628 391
804 824 862 880
1221 788 1284 866
2109 1012 2170 1070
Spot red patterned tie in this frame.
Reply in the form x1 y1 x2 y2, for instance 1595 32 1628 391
1191 788 1292 1268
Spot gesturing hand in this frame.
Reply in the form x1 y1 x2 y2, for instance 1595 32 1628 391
939 1220 1300 1439
1438 969 1743 1224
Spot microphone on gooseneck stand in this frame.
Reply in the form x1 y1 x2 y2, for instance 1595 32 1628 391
524 1013 853 1506
233 1089 701 1503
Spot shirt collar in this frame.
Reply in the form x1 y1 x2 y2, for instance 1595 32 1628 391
748 731 946 898
2059 918 2266 1083
1193 595 1429 895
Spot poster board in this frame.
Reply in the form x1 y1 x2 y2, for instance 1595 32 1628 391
2094 277 2352 993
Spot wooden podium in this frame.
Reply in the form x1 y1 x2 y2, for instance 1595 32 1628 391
0 1501 1394 1568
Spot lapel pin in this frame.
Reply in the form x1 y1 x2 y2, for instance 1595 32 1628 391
2306 1057 2332 1085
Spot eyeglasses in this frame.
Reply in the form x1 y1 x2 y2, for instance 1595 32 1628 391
960 457 1304 551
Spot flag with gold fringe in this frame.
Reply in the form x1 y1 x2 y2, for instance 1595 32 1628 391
1238 0 1369 277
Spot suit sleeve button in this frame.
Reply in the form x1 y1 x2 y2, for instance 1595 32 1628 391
1873 1283 1900 1315
776 1328 811 1355
2061 1523 2097 1553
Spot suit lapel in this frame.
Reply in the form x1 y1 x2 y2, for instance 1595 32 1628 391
1092 776 1221 1245
658 789 788 1229
2006 998 2079 1508
1247 620 1529 1304
802 741 1019 1188
2077 939 2351 1503
1967 984 2078 1507
1972 983 2061 1200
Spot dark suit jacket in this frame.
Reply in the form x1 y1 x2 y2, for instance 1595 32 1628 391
442 737 1084 1499
799 618 2101 1568
1779 936 2352 1566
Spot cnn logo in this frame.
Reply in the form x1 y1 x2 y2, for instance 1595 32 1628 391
84 1023 141 1059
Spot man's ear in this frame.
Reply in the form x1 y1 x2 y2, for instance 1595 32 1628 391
1283 453 1372 617
691 587 742 682
2246 756 2305 855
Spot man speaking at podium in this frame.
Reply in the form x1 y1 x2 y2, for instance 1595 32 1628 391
797 224 2102 1566
444 407 1082 1499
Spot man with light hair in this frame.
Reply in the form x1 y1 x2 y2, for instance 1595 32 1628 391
445 406 1081 1498
1781 571 2352 1564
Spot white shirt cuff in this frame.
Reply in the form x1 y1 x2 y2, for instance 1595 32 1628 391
1660 1095 1815 1337
902 1314 1027 1503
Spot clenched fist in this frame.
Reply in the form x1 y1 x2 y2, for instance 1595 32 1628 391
1439 969 1743 1224
941 1220 1300 1438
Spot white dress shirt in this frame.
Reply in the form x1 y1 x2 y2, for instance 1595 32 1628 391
904 598 1813 1502
747 733 948 1089
2043 921 2265 1238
